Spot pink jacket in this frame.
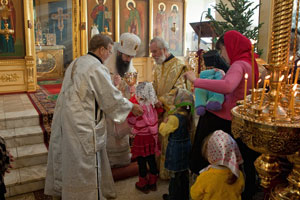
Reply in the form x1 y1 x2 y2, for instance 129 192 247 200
194 60 252 120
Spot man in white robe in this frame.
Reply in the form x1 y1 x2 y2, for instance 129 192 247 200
44 34 143 200
104 33 141 167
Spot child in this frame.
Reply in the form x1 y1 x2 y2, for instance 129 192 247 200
0 136 12 199
190 130 244 200
159 89 194 200
127 82 161 193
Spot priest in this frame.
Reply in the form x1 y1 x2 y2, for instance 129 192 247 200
150 37 189 180
104 32 141 168
44 34 143 200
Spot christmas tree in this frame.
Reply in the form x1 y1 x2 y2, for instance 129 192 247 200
207 0 263 53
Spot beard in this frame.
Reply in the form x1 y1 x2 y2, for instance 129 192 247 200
154 54 166 65
116 54 130 77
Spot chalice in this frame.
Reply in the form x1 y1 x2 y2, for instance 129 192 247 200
124 72 138 97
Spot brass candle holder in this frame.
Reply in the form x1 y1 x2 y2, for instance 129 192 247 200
231 0 300 199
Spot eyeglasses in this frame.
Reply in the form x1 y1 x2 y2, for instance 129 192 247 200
104 47 113 54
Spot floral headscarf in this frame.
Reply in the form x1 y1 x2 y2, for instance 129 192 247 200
204 130 243 177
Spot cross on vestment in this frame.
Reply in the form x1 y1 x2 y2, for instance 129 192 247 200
51 7 70 41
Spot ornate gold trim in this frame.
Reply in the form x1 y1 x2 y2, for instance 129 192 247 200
24 0 36 92
80 0 88 55
0 73 20 82
149 0 153 41
72 0 81 59
115 0 120 42
0 59 25 66
183 0 187 56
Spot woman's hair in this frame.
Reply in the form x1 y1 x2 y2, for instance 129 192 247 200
201 132 238 185
88 34 113 52
215 33 225 50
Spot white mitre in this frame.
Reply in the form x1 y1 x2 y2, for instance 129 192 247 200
117 32 141 56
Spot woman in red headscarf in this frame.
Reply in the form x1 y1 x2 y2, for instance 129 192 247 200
184 30 259 200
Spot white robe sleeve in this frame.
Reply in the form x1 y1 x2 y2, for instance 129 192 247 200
90 64 133 123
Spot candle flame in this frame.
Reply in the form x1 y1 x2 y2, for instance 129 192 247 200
288 74 291 79
297 60 300 66
245 73 248 79
290 55 294 61
293 84 297 91
265 75 271 80
279 75 284 82
258 79 261 83
294 91 298 97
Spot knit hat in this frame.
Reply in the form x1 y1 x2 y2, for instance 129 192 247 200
117 33 141 56
169 88 194 114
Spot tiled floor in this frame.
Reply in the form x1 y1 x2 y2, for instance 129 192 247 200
6 176 169 200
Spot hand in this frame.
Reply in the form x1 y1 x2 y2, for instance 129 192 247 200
214 68 225 76
155 101 163 108
113 74 121 86
131 104 143 116
183 71 197 83
6 152 14 173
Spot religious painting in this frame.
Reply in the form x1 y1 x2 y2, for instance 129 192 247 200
48 1 71 45
0 0 25 58
153 0 184 56
120 0 149 57
34 0 73 67
87 0 115 42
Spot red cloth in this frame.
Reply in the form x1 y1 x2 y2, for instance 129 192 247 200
41 84 62 94
224 30 259 83
131 135 158 158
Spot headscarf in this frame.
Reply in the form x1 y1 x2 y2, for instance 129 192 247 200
201 130 243 178
224 30 259 83
135 82 157 107
169 88 194 115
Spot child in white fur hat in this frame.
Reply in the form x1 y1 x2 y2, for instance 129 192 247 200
127 82 161 193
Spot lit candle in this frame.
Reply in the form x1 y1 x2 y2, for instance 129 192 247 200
294 67 300 85
274 75 285 117
259 75 270 109
244 73 248 108
289 84 297 111
292 91 298 118
251 44 255 102
287 74 291 85
256 79 261 89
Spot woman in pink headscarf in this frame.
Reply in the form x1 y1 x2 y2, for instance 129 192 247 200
184 30 259 200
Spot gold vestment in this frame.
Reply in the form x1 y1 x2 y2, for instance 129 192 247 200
153 56 189 180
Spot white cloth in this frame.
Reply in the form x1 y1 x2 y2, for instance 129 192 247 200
200 130 243 178
135 82 158 107
104 44 136 167
44 54 133 199
117 32 141 56
91 25 99 38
